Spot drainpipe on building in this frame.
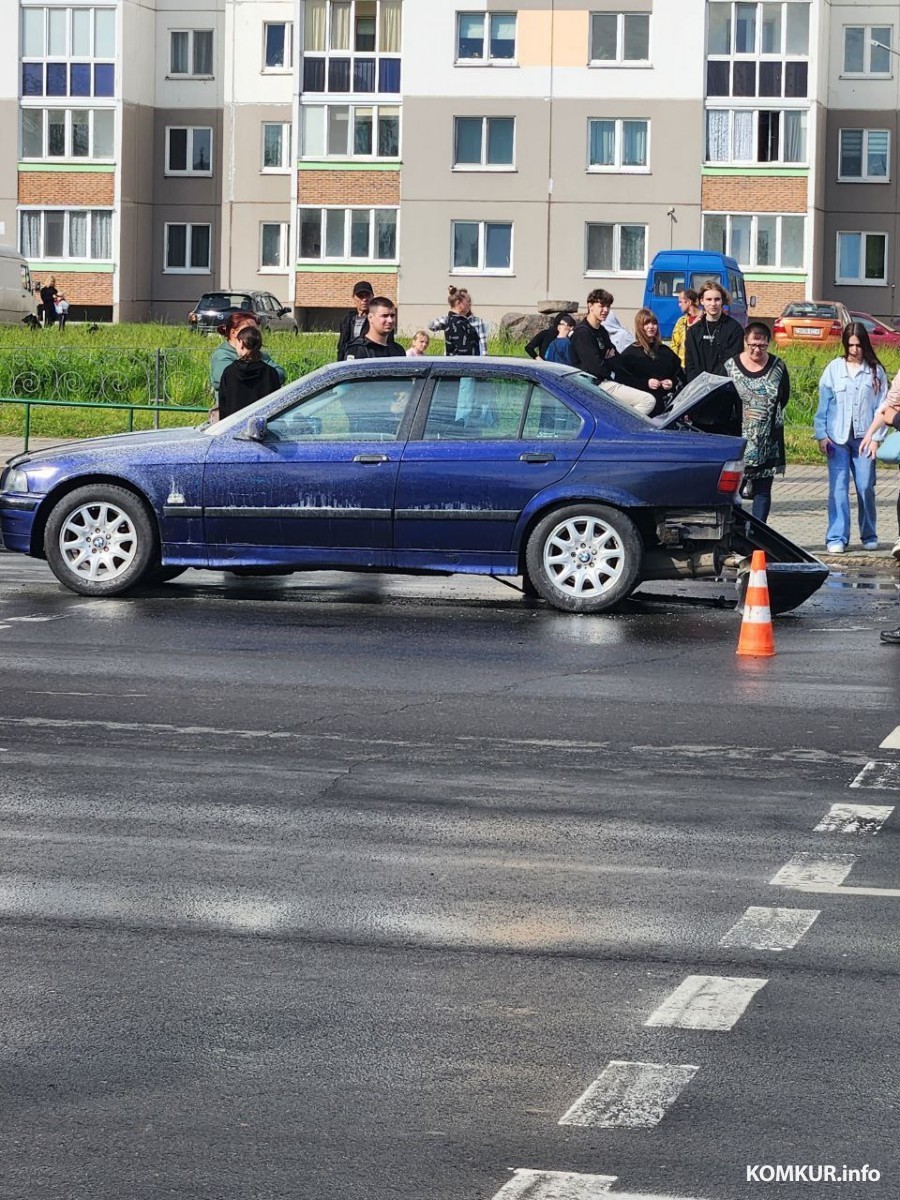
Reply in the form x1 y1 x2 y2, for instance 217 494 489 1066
543 0 555 300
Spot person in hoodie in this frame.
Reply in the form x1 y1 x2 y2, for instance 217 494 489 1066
217 324 285 420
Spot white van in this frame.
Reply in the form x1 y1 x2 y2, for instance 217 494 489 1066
0 245 36 324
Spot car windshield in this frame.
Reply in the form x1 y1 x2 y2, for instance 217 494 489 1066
198 293 253 310
783 303 836 318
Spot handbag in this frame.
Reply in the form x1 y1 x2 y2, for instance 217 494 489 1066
876 428 900 464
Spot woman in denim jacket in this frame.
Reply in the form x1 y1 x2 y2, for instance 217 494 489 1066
814 323 887 553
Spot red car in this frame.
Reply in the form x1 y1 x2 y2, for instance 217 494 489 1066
850 311 900 348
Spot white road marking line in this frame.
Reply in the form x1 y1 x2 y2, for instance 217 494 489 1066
770 853 858 890
490 1170 617 1199
881 726 900 750
794 883 900 897
645 975 767 1031
5 615 67 623
719 906 820 951
851 762 900 791
558 1060 699 1129
815 803 894 834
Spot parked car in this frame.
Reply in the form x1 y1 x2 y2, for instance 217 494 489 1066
187 291 298 334
644 250 751 339
849 311 900 348
0 245 36 325
0 360 827 615
772 301 851 347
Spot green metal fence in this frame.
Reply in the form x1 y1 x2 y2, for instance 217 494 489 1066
1 397 210 452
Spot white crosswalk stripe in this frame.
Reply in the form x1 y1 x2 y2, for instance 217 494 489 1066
770 853 858 890
719 905 819 951
489 1170 618 1199
558 1060 699 1129
645 975 767 1031
814 803 894 834
850 761 900 791
880 726 900 750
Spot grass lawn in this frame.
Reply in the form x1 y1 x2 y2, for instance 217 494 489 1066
1 324 897 464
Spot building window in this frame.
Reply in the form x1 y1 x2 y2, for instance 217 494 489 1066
165 127 212 175
456 11 516 62
169 29 214 77
838 129 890 182
260 222 290 270
19 207 113 260
302 1 401 94
451 220 513 272
262 122 291 171
164 223 212 272
587 118 649 170
836 232 888 284
843 26 892 75
298 206 398 262
453 117 514 168
589 12 650 64
585 222 647 274
21 5 116 98
705 108 806 164
706 1 809 99
20 107 115 159
264 22 293 69
703 212 805 269
301 104 400 158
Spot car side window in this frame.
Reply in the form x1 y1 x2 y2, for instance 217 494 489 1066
422 377 531 440
266 378 415 442
521 388 584 439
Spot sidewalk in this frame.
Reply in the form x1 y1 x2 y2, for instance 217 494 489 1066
0 437 897 562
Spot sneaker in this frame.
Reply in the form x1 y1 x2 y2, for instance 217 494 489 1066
826 542 846 554
862 540 879 550
893 539 900 563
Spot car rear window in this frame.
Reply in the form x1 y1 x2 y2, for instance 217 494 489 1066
783 303 836 319
198 293 254 310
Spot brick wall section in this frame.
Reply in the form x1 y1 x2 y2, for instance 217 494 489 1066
297 170 400 206
702 175 807 213
45 273 113 306
747 281 806 320
296 271 398 308
19 171 115 206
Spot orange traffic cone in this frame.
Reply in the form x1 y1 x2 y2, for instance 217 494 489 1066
737 550 775 657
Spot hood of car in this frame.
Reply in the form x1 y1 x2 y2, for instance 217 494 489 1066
6 425 209 470
650 372 741 429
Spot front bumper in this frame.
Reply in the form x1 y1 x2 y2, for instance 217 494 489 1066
0 494 41 553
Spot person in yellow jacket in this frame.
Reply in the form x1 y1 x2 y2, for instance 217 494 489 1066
669 288 701 366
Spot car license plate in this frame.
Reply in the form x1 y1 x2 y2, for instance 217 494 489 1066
795 327 822 337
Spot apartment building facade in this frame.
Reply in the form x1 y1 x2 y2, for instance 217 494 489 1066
5 0 900 329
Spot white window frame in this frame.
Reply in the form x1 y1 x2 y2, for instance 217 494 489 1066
584 222 648 276
704 108 808 166
21 5 117 99
702 211 807 271
300 103 401 160
452 116 516 170
301 1 402 95
588 11 651 66
450 219 514 275
455 11 518 66
18 206 114 261
586 117 650 172
838 128 891 182
164 126 213 176
835 231 888 285
169 29 214 78
841 25 893 77
260 222 290 271
261 122 292 172
263 21 293 71
20 106 115 161
297 206 400 264
163 222 212 273
705 1 811 99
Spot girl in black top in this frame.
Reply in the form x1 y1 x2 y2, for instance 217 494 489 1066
618 308 684 415
218 324 283 420
684 279 744 381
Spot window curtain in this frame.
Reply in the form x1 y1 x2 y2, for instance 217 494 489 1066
379 0 401 52
170 31 188 74
706 111 729 161
91 211 112 259
305 1 326 50
867 130 889 177
20 211 41 257
330 2 351 50
732 109 753 159
621 121 646 166
838 232 860 280
620 225 645 272
589 120 615 166
839 129 862 177
783 111 806 162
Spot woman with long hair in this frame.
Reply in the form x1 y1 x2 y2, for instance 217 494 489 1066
617 307 684 415
209 312 285 408
723 322 790 522
814 321 888 553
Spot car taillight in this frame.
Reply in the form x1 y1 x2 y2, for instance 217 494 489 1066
718 460 744 494
831 320 842 334
772 318 785 334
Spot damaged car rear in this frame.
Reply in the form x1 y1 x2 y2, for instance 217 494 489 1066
0 359 827 615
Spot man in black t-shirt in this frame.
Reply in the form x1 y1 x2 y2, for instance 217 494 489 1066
684 280 744 381
344 297 407 359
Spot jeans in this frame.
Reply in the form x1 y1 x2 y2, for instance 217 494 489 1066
751 475 773 522
825 437 877 546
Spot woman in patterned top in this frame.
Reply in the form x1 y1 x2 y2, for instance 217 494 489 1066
723 322 790 522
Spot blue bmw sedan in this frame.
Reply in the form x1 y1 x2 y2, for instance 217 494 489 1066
0 358 826 614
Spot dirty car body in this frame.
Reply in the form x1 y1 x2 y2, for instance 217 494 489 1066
0 359 827 614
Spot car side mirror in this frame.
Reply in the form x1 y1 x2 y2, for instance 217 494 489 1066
749 295 757 308
243 415 268 442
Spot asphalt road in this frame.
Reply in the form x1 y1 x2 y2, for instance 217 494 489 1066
0 555 897 1200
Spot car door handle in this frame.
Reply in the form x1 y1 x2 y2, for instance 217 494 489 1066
519 452 556 463
353 453 390 464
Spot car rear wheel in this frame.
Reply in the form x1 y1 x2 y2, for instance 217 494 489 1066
44 484 157 596
525 504 642 613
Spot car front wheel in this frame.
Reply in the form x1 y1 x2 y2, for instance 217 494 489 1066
44 484 157 596
525 503 642 613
